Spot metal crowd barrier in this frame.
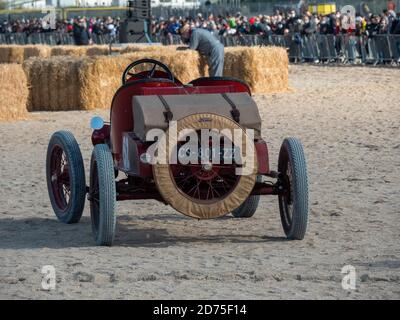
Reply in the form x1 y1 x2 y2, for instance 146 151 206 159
221 33 400 65
0 31 399 65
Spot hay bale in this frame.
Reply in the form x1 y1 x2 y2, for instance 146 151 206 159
21 46 288 112
120 46 204 81
23 55 114 111
123 50 202 83
23 45 52 60
50 45 122 57
0 45 52 63
78 50 202 109
86 45 110 56
0 64 28 121
23 49 202 111
120 45 289 92
21 58 35 108
120 44 165 54
8 45 25 64
223 46 289 93
0 44 119 63
23 56 90 111
86 45 121 56
0 45 10 63
50 46 89 57
0 45 25 63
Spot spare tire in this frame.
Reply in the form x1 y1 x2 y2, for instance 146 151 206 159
153 113 258 219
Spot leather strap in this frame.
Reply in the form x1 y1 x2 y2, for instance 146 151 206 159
221 93 240 123
158 95 173 123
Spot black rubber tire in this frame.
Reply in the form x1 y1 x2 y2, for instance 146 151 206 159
90 144 116 246
46 131 86 224
278 137 309 240
231 176 261 218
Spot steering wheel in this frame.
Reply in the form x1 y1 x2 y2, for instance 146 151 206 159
122 58 175 85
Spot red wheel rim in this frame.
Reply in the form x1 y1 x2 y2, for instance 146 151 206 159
49 145 72 213
171 163 239 202
170 133 241 203
279 155 294 228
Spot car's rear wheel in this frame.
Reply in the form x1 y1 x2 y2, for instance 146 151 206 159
278 137 309 240
231 176 261 218
89 144 116 246
46 131 86 224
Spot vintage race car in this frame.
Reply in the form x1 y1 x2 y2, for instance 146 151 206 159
46 58 309 246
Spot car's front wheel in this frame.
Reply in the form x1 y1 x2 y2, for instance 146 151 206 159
89 144 116 246
278 138 309 240
46 131 86 224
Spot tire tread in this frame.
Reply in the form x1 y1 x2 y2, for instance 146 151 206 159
91 144 116 246
279 137 309 240
46 130 86 224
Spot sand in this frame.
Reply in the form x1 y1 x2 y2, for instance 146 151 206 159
0 65 399 299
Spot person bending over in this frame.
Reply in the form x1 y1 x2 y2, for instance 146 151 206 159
179 22 224 77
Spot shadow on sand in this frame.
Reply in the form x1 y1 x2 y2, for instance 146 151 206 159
0 213 287 249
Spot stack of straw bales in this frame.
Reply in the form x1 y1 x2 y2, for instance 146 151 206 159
0 45 52 63
223 46 289 93
50 46 90 57
0 45 121 64
0 45 24 63
50 45 121 57
120 45 210 76
120 44 170 54
0 64 28 121
86 45 121 56
23 49 202 111
22 46 288 111
23 45 52 60
23 56 89 111
120 45 288 92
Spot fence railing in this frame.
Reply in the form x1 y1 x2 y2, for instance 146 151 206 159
0 32 117 46
222 34 400 65
154 33 400 65
1 31 399 65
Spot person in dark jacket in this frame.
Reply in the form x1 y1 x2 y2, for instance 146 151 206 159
319 16 330 34
390 12 400 34
73 18 91 46
390 13 400 62
179 23 224 77
285 9 298 33
366 15 379 38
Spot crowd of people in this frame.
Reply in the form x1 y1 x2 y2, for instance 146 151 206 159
154 9 400 40
0 16 120 45
1 7 400 44
0 16 120 35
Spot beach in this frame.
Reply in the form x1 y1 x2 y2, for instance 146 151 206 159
0 65 399 299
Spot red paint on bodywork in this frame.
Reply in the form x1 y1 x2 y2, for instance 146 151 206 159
110 76 259 172
110 80 178 165
91 124 110 146
189 77 251 95
140 85 236 96
255 140 269 174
